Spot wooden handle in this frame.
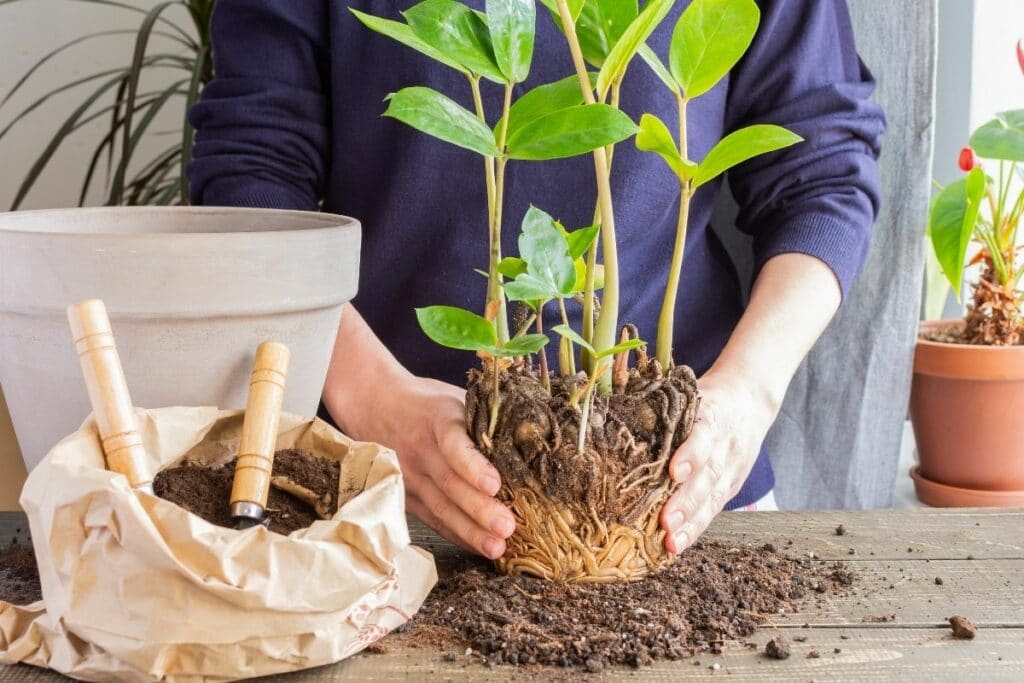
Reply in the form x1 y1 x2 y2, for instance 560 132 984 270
230 341 290 512
67 299 153 491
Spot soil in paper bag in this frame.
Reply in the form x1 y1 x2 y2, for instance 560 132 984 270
0 538 42 605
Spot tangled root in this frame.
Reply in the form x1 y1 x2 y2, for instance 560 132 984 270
466 355 700 583
963 264 1024 345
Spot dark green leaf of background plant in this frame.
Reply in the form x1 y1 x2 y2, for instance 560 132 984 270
596 0 674 99
575 0 638 67
501 75 590 138
350 9 469 74
693 124 801 189
969 110 1024 162
404 0 505 83
636 113 695 181
416 305 497 351
669 0 759 98
384 87 500 157
506 103 638 160
928 167 986 298
486 0 535 83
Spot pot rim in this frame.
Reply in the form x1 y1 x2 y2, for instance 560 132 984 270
916 319 1024 380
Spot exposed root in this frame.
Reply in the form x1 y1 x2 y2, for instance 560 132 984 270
963 264 1024 345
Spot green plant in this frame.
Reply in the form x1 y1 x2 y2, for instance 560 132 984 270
926 41 1024 345
0 0 213 209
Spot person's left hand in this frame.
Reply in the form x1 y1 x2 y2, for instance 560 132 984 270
660 371 779 554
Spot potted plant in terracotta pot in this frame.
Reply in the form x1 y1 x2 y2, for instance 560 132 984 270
911 40 1024 507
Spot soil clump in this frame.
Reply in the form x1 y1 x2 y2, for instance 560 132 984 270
154 448 340 535
0 538 41 605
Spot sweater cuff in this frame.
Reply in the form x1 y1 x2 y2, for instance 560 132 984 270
753 212 871 299
194 176 316 211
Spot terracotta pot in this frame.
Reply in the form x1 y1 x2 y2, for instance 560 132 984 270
909 320 1024 506
0 207 360 471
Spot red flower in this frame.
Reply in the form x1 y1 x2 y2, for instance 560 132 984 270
958 146 979 172
1018 39 1024 77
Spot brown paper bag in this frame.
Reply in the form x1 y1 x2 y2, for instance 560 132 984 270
0 407 437 682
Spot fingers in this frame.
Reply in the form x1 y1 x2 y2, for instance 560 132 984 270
423 451 516 539
669 401 717 484
666 495 719 554
406 472 508 560
434 414 502 495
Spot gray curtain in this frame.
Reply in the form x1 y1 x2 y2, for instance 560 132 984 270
713 0 938 509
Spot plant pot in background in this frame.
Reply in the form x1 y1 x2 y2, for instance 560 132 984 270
0 207 360 471
909 320 1024 506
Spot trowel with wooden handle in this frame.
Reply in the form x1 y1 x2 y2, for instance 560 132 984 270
230 341 290 529
67 299 154 494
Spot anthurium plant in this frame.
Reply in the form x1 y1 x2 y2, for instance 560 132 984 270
927 40 1024 346
354 0 800 582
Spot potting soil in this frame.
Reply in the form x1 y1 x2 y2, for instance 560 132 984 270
0 539 41 605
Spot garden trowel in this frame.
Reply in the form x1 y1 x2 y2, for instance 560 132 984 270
67 299 154 494
230 341 290 529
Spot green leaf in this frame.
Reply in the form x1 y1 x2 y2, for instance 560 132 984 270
595 0 674 100
565 225 600 259
384 87 500 156
552 324 596 354
969 110 1024 162
928 167 986 298
493 333 550 357
350 9 469 74
575 0 638 67
506 103 638 160
403 0 504 83
497 256 528 279
693 124 802 189
572 260 604 292
635 113 696 181
505 274 558 302
539 0 585 25
594 338 645 359
520 206 577 295
670 0 760 98
486 0 535 83
502 74 591 138
638 44 679 93
416 306 497 351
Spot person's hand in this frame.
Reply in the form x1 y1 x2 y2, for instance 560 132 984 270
332 371 516 560
660 371 779 554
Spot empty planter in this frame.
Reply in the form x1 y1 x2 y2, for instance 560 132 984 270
0 206 360 470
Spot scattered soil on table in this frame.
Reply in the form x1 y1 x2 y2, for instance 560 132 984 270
834 524 846 536
0 538 41 605
394 540 853 670
948 615 976 639
154 449 340 535
764 636 791 660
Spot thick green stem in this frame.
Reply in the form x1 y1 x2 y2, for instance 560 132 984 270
556 0 618 392
655 95 690 373
558 297 576 376
536 304 550 392
488 359 500 437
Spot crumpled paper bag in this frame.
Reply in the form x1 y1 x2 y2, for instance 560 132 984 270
0 407 437 682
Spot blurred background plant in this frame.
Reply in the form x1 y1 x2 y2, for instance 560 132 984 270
0 0 213 209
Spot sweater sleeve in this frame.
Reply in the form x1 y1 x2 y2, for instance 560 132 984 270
187 0 329 210
722 0 885 297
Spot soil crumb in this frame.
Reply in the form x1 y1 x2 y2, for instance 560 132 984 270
834 524 845 536
764 636 791 660
948 615 976 639
396 541 852 670
0 539 42 605
154 449 340 535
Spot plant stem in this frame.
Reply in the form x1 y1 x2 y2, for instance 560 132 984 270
488 358 501 438
558 297 576 375
655 94 691 372
576 382 596 454
556 0 619 391
536 305 550 392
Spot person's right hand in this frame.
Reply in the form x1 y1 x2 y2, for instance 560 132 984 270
330 371 516 559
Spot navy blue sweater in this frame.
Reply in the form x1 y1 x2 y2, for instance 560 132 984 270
188 0 884 508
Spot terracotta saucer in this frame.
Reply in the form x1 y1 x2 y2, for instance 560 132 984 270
910 466 1024 507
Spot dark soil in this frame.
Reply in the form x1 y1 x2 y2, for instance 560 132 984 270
923 266 1024 346
764 636 791 660
0 538 41 605
154 448 340 535
395 540 853 670
948 615 976 639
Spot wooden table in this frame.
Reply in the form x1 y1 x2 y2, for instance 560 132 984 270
2 509 1023 681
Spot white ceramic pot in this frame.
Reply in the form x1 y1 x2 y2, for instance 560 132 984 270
0 206 360 470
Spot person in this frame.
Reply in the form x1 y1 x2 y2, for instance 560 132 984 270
188 0 884 560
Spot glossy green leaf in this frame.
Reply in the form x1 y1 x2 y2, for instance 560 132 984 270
504 274 557 302
636 113 696 181
506 103 638 160
564 225 600 259
928 167 986 298
494 333 550 357
404 0 504 82
497 256 528 279
575 0 638 67
969 110 1024 162
638 44 679 93
486 0 535 83
572 261 605 292
350 9 469 74
384 87 500 156
502 74 590 138
670 0 760 98
539 0 585 25
520 206 577 296
594 338 645 359
595 0 674 100
552 324 595 354
693 124 801 189
416 305 497 351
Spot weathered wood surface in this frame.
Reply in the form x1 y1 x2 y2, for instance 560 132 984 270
2 509 1022 682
